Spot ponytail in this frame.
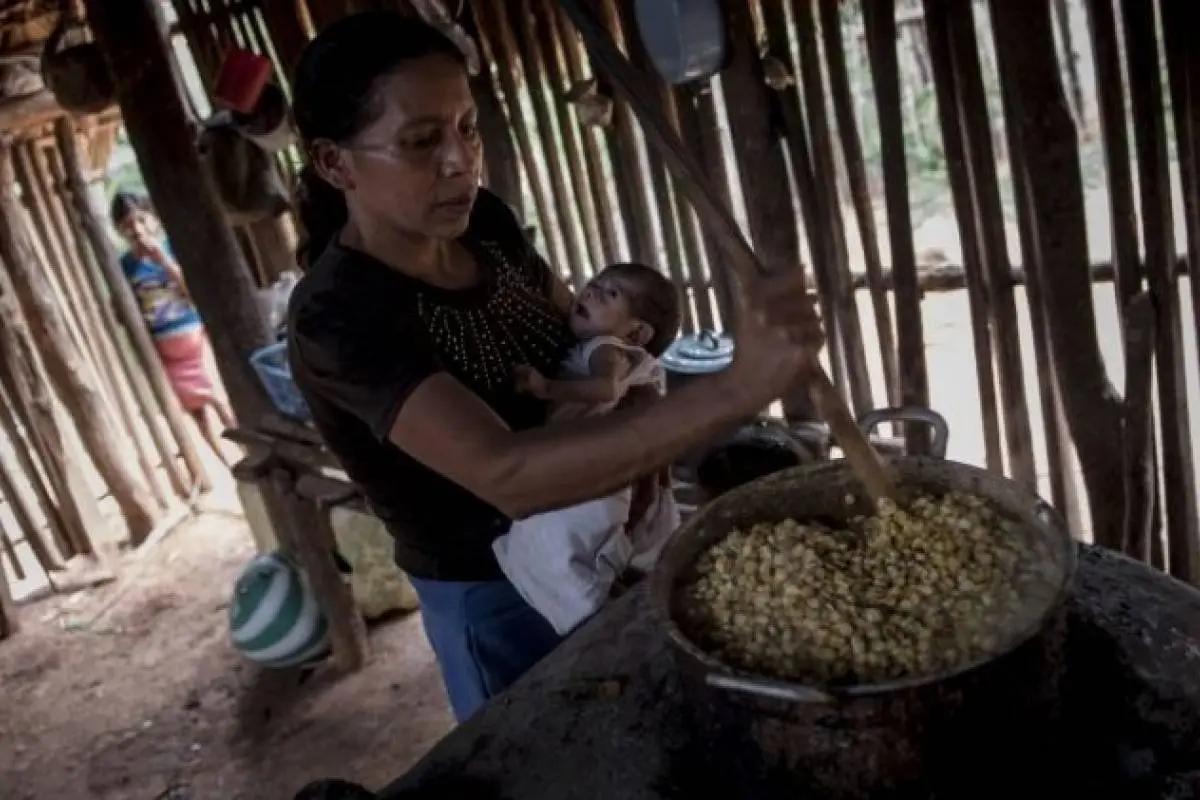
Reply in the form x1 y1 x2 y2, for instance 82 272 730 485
294 162 348 269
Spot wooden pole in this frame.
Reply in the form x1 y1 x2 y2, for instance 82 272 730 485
989 0 1125 549
0 547 18 639
595 0 656 265
0 378 74 559
920 0 1004 473
1119 0 1199 583
475 0 570 269
461 2 524 211
558 0 895 503
789 0 874 416
0 445 63 574
0 258 103 559
53 121 198 499
506 0 592 284
862 0 931 455
55 121 211 495
0 143 159 546
12 146 100 380
86 0 275 427
554 5 623 262
816 0 899 407
755 0 851 420
534 0 607 268
38 142 170 510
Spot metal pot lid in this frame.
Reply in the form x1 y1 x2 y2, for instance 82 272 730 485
661 329 734 374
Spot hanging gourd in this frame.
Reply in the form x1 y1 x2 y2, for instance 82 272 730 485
633 0 729 86
40 12 116 114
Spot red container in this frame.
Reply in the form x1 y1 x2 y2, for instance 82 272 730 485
213 48 272 114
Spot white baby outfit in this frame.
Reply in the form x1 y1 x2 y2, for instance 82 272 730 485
492 336 681 635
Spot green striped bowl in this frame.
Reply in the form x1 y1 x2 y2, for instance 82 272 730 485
229 552 330 668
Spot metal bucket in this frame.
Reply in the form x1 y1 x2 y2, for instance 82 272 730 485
651 457 1077 797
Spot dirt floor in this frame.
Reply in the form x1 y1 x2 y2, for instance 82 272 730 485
0 488 453 800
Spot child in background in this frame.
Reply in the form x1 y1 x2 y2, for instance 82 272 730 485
494 263 684 635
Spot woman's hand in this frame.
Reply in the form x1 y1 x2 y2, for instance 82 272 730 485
724 269 824 411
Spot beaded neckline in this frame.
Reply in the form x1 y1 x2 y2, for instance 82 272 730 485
416 239 569 393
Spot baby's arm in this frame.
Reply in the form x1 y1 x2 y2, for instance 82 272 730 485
524 344 633 404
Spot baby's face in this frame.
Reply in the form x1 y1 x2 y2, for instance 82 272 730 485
570 273 639 340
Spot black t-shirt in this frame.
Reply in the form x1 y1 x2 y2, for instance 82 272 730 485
287 189 574 581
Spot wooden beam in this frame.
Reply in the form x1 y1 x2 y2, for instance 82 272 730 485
557 0 895 504
85 0 275 425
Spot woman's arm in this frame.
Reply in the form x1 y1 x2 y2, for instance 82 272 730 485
389 368 747 519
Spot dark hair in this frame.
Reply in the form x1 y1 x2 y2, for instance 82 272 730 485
291 12 467 267
109 190 152 229
600 262 683 357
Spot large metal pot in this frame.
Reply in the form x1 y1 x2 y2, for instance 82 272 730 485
651 458 1077 797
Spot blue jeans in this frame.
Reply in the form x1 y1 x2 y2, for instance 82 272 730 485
409 575 563 722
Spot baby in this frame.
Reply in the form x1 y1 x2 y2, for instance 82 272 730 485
493 263 684 635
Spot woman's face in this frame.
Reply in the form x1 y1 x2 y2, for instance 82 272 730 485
116 208 161 253
318 53 483 240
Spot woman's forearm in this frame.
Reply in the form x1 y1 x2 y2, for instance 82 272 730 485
491 372 752 517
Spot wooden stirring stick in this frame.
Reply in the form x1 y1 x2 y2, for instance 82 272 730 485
559 0 897 503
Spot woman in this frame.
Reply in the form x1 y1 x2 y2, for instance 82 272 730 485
111 192 237 467
288 13 823 723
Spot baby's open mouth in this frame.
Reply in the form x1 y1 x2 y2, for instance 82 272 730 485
574 302 590 319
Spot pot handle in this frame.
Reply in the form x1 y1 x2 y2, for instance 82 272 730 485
857 406 950 459
705 672 834 704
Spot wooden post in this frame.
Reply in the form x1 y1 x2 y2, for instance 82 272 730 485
788 0 874 416
727 0 840 422
989 0 1125 549
0 379 74 560
0 259 104 559
1119 0 1199 582
862 0 931 452
816 0 899 407
596 0 656 265
85 0 275 427
0 548 18 639
920 0 1004 473
505 0 592 284
267 466 369 671
475 0 570 269
461 2 524 211
0 143 159 546
54 120 207 497
0 441 64 574
39 142 171 509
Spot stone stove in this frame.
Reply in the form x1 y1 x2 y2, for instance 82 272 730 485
379 547 1200 799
